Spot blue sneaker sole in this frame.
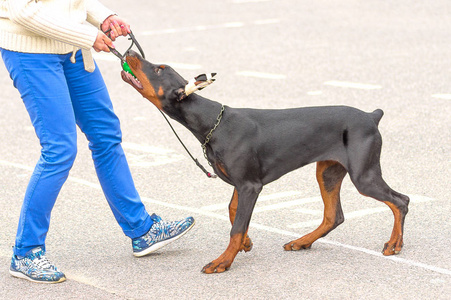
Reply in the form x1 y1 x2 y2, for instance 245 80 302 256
133 220 195 257
9 269 66 284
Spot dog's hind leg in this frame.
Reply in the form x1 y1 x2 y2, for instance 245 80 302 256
345 129 409 255
284 160 347 251
349 160 409 255
228 188 253 252
202 182 262 273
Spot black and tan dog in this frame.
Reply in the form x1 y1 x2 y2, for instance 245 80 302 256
121 50 409 274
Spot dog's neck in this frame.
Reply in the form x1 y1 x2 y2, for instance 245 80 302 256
163 93 224 144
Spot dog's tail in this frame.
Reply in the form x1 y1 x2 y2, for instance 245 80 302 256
370 109 384 126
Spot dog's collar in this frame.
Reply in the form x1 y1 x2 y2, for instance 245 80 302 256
201 105 225 162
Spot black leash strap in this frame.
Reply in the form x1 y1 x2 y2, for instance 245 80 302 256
158 109 217 178
105 29 146 61
105 30 216 178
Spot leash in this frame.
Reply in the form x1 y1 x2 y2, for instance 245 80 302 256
157 106 226 179
104 29 145 77
106 30 221 178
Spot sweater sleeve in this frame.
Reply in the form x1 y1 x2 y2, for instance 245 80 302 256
85 0 115 28
7 0 98 50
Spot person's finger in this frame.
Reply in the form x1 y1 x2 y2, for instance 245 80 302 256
102 35 113 51
109 23 118 41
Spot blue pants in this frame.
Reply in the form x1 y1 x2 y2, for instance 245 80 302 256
1 49 153 257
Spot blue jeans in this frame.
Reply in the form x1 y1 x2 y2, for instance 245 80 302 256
1 49 153 256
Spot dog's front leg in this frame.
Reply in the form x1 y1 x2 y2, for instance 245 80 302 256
201 233 245 274
202 183 261 273
228 188 253 252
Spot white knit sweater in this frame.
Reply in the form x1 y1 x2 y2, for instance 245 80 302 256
0 0 115 72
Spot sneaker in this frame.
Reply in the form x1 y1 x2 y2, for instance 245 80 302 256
132 213 195 257
9 247 66 283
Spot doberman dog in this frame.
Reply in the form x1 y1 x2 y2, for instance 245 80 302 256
121 50 410 274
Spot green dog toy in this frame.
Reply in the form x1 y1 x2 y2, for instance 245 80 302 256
122 61 135 77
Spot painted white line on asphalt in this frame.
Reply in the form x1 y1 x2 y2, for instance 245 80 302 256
0 160 103 189
324 81 382 89
258 190 303 201
0 160 33 171
237 71 286 79
432 94 451 100
293 207 322 215
289 207 389 229
317 238 451 276
201 190 303 211
1 160 449 276
65 273 118 296
122 142 176 154
67 177 102 190
248 216 451 276
288 194 435 228
142 195 229 222
122 142 184 167
142 19 279 36
254 197 320 213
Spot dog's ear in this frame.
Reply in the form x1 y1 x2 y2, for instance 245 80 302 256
184 73 217 97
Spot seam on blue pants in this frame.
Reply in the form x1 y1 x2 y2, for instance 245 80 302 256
1 49 153 256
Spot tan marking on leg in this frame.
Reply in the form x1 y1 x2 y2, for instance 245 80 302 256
382 201 404 255
284 161 346 251
202 233 244 273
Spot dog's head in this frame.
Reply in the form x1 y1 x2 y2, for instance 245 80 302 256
121 50 215 110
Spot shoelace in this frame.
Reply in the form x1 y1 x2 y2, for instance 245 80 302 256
33 255 54 270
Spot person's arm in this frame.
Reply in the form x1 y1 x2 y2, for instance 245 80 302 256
8 0 99 50
85 0 114 29
86 0 130 41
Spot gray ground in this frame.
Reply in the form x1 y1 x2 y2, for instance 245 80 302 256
0 0 450 299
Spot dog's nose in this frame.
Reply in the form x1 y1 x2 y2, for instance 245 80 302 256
124 49 134 58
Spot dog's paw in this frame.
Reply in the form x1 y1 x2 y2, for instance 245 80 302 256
240 236 253 252
382 239 403 256
283 240 312 251
201 260 231 274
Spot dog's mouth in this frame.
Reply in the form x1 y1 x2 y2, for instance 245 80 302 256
121 69 143 90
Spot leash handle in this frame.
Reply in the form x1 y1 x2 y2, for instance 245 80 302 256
104 29 146 60
128 31 145 59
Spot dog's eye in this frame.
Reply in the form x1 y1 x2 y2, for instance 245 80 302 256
155 65 166 74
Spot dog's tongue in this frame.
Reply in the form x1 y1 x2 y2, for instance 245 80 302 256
121 70 143 89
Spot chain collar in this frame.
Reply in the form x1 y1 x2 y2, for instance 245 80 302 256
202 105 225 165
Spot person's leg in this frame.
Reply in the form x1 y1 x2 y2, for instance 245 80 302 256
63 51 153 239
1 49 78 257
63 52 195 255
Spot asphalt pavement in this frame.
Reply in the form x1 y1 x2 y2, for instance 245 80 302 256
0 0 450 299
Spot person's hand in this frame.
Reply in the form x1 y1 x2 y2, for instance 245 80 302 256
101 15 131 41
92 31 113 52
